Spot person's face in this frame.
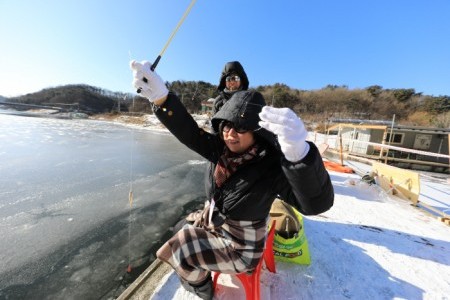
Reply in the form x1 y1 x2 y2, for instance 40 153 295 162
225 75 241 91
222 122 255 153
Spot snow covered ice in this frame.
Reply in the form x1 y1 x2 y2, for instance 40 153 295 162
150 163 450 300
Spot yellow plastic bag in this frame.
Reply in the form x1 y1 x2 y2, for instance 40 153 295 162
269 199 311 265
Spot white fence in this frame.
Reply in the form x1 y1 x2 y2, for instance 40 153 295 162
308 132 450 160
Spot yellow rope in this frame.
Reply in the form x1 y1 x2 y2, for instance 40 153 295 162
129 190 133 207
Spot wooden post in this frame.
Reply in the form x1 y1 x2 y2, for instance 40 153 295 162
380 129 386 159
339 130 344 166
384 114 396 164
351 127 356 153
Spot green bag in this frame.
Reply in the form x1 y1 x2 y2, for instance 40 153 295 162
269 199 311 265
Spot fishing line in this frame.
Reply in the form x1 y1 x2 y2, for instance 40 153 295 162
127 50 135 274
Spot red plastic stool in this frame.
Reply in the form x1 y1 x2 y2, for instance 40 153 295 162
213 220 277 300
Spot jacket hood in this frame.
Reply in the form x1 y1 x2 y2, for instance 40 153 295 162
217 61 249 91
211 91 279 150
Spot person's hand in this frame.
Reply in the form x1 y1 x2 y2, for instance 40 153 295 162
185 202 225 230
130 60 168 103
259 106 310 162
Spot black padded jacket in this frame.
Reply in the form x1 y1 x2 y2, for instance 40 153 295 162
154 91 334 221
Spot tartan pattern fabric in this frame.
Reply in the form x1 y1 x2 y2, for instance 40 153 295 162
156 218 267 283
214 144 259 187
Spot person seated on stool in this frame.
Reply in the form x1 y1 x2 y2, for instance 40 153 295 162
130 60 334 300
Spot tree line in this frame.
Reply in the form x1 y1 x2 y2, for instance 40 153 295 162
6 82 450 129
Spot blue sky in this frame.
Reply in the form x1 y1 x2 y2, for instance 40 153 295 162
1 0 450 97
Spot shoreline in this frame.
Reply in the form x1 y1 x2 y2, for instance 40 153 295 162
117 259 171 300
89 112 212 133
0 109 212 133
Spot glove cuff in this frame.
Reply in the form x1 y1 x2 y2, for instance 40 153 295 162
285 141 310 162
298 141 310 161
149 89 169 103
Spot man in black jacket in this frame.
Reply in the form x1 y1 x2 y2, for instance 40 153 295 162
130 60 334 300
213 61 249 114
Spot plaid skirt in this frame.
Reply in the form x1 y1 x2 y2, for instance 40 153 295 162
156 218 267 283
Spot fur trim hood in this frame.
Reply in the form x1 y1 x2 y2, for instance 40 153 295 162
217 61 249 91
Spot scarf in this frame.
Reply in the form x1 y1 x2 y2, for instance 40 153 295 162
214 144 259 188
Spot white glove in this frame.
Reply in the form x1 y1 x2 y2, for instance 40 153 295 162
259 106 310 162
130 60 168 102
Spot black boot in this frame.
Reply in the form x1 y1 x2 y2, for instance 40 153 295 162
179 275 213 300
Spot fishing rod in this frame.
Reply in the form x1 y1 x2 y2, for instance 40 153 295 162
137 0 198 93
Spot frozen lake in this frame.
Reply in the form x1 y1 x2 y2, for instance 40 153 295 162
0 112 206 299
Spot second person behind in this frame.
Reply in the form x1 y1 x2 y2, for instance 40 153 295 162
213 61 249 114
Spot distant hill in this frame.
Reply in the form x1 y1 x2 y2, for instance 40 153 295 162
7 84 132 114
0 95 7 103
5 81 217 115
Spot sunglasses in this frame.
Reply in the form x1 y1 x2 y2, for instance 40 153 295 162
221 121 248 134
225 75 241 82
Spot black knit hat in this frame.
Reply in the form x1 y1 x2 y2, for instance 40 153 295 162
212 90 279 150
